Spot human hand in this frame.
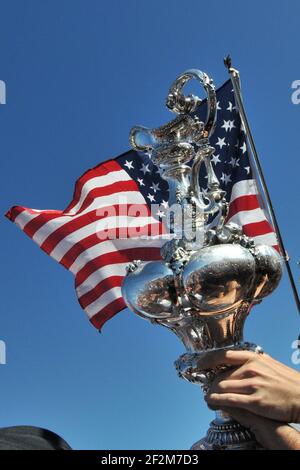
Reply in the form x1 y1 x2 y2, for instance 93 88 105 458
203 349 300 423
221 407 300 450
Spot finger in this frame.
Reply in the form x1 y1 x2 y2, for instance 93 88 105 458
205 392 253 410
197 349 256 370
210 378 256 395
208 360 258 385
211 360 261 381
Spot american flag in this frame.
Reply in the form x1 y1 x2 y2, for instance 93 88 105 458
6 79 278 330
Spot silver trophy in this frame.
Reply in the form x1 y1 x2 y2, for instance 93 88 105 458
121 70 282 450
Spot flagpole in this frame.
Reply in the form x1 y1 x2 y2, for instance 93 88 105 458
224 55 300 315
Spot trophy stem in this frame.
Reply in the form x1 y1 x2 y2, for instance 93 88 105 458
175 342 264 450
191 409 260 450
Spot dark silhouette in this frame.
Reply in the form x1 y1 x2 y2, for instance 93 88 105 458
0 426 72 450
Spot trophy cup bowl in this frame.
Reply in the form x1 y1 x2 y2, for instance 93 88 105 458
121 69 283 450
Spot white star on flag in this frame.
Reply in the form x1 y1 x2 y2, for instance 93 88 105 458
221 120 231 132
216 137 226 149
124 160 134 170
228 120 235 131
211 154 221 165
141 163 150 174
220 172 232 185
156 210 165 218
229 157 239 167
150 182 160 193
240 142 247 154
227 101 236 112
147 193 155 202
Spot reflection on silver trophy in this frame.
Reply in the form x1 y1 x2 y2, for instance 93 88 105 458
121 69 282 450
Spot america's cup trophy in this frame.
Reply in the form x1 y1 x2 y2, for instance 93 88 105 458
121 69 282 450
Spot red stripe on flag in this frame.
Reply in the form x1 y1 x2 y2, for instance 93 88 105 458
5 206 27 222
22 212 63 238
64 159 122 213
40 203 152 255
75 247 162 288
90 297 126 330
78 275 123 309
59 223 164 269
73 180 140 215
20 183 140 241
227 195 260 221
242 220 274 238
5 206 62 223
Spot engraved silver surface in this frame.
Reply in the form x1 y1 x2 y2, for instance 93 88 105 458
122 69 283 450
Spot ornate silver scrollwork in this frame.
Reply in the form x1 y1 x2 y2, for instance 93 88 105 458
166 69 217 140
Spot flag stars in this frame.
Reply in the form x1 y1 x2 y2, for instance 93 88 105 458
137 178 145 186
156 210 165 218
124 160 134 170
211 154 221 165
229 120 236 131
221 120 236 132
220 172 232 185
217 101 222 110
161 200 169 209
221 120 231 132
227 101 236 112
147 193 155 202
244 166 251 174
216 137 227 149
240 142 247 154
150 182 160 193
229 157 240 167
140 163 151 174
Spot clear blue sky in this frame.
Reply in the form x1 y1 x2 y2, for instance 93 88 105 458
1 0 300 450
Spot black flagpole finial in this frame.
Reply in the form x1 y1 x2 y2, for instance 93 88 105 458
224 55 232 71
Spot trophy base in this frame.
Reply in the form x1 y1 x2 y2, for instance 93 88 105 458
175 345 264 450
191 415 261 450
